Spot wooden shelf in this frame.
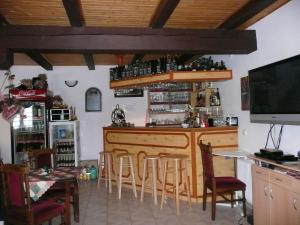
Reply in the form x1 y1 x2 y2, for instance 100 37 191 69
110 70 232 89
150 101 189 105
149 88 193 92
149 111 185 114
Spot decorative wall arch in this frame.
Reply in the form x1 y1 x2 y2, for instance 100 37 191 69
85 87 102 112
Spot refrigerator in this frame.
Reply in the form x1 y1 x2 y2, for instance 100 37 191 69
49 121 81 167
11 101 47 164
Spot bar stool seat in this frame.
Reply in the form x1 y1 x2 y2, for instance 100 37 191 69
160 154 192 215
140 155 163 205
116 153 137 199
97 151 114 193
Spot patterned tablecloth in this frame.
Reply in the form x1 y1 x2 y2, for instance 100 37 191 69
28 167 79 201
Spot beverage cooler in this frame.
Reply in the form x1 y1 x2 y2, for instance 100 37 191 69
10 90 48 164
49 121 81 167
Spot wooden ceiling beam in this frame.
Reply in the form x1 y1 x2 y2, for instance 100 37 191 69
0 15 53 70
83 53 95 70
0 14 9 26
131 0 180 64
179 0 278 64
150 0 180 28
218 0 278 29
62 0 85 26
26 52 53 70
0 28 256 53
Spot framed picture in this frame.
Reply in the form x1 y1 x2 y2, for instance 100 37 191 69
85 87 102 112
240 76 250 110
114 88 144 98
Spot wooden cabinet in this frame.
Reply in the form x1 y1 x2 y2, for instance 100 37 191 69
252 164 300 225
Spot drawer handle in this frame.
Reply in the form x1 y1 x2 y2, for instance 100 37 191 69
293 199 298 211
275 178 283 182
270 188 274 199
264 186 268 197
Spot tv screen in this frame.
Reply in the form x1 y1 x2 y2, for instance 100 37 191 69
249 54 300 125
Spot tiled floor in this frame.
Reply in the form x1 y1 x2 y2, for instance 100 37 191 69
52 181 250 225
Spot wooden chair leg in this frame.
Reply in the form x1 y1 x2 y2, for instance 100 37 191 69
129 156 137 198
231 192 234 208
118 157 123 199
104 155 108 188
183 160 191 208
211 190 216 220
202 182 207 211
160 160 168 209
140 158 147 202
151 159 158 205
97 153 103 189
242 190 247 217
108 155 112 193
175 160 180 215
73 181 80 222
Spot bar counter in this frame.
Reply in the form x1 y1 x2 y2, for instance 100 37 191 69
103 126 237 201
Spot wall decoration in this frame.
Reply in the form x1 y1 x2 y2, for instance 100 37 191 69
65 80 78 87
85 87 102 112
114 88 144 98
241 76 250 110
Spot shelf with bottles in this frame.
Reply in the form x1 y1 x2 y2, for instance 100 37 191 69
56 154 75 167
55 141 75 154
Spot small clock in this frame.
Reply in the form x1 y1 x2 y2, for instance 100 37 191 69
65 80 78 87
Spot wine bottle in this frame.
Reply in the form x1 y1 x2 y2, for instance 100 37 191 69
215 88 221 106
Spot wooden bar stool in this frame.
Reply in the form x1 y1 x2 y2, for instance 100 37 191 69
160 154 192 215
116 153 137 199
97 151 114 193
140 155 163 205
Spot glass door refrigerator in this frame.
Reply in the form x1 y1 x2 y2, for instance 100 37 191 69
11 101 47 164
49 121 80 167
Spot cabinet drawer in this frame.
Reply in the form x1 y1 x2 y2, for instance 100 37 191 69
270 171 291 189
252 164 269 180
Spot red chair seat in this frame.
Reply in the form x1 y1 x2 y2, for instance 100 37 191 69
33 200 65 224
211 176 246 191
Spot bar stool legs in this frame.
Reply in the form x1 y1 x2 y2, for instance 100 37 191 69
97 151 113 193
140 155 163 205
160 154 191 215
116 153 137 199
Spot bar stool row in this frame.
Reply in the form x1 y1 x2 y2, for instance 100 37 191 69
97 151 191 215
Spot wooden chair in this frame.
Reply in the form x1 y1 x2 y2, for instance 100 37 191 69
0 163 70 225
27 148 80 222
199 141 246 220
27 148 56 169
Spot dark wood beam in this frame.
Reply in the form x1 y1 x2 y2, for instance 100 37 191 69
0 27 256 54
150 0 180 28
83 53 95 70
132 0 180 63
0 48 13 70
218 0 277 29
26 52 53 70
179 0 276 63
62 0 85 26
0 14 9 27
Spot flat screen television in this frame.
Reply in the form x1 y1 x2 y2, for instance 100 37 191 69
249 54 300 125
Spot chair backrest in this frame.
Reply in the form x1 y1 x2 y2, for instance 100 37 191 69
199 141 215 181
0 164 31 209
27 148 56 169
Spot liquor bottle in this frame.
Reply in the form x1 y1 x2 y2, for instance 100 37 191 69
166 55 171 72
210 89 216 106
156 58 161 74
215 88 221 106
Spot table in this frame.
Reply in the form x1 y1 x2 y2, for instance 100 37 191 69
213 150 250 177
28 167 79 201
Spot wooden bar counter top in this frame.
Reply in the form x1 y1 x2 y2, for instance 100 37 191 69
103 126 237 201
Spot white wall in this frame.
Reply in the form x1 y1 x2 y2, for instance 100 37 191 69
0 66 148 162
213 0 300 202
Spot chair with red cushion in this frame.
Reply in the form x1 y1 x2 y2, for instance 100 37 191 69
27 148 80 222
0 163 70 225
199 141 246 220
